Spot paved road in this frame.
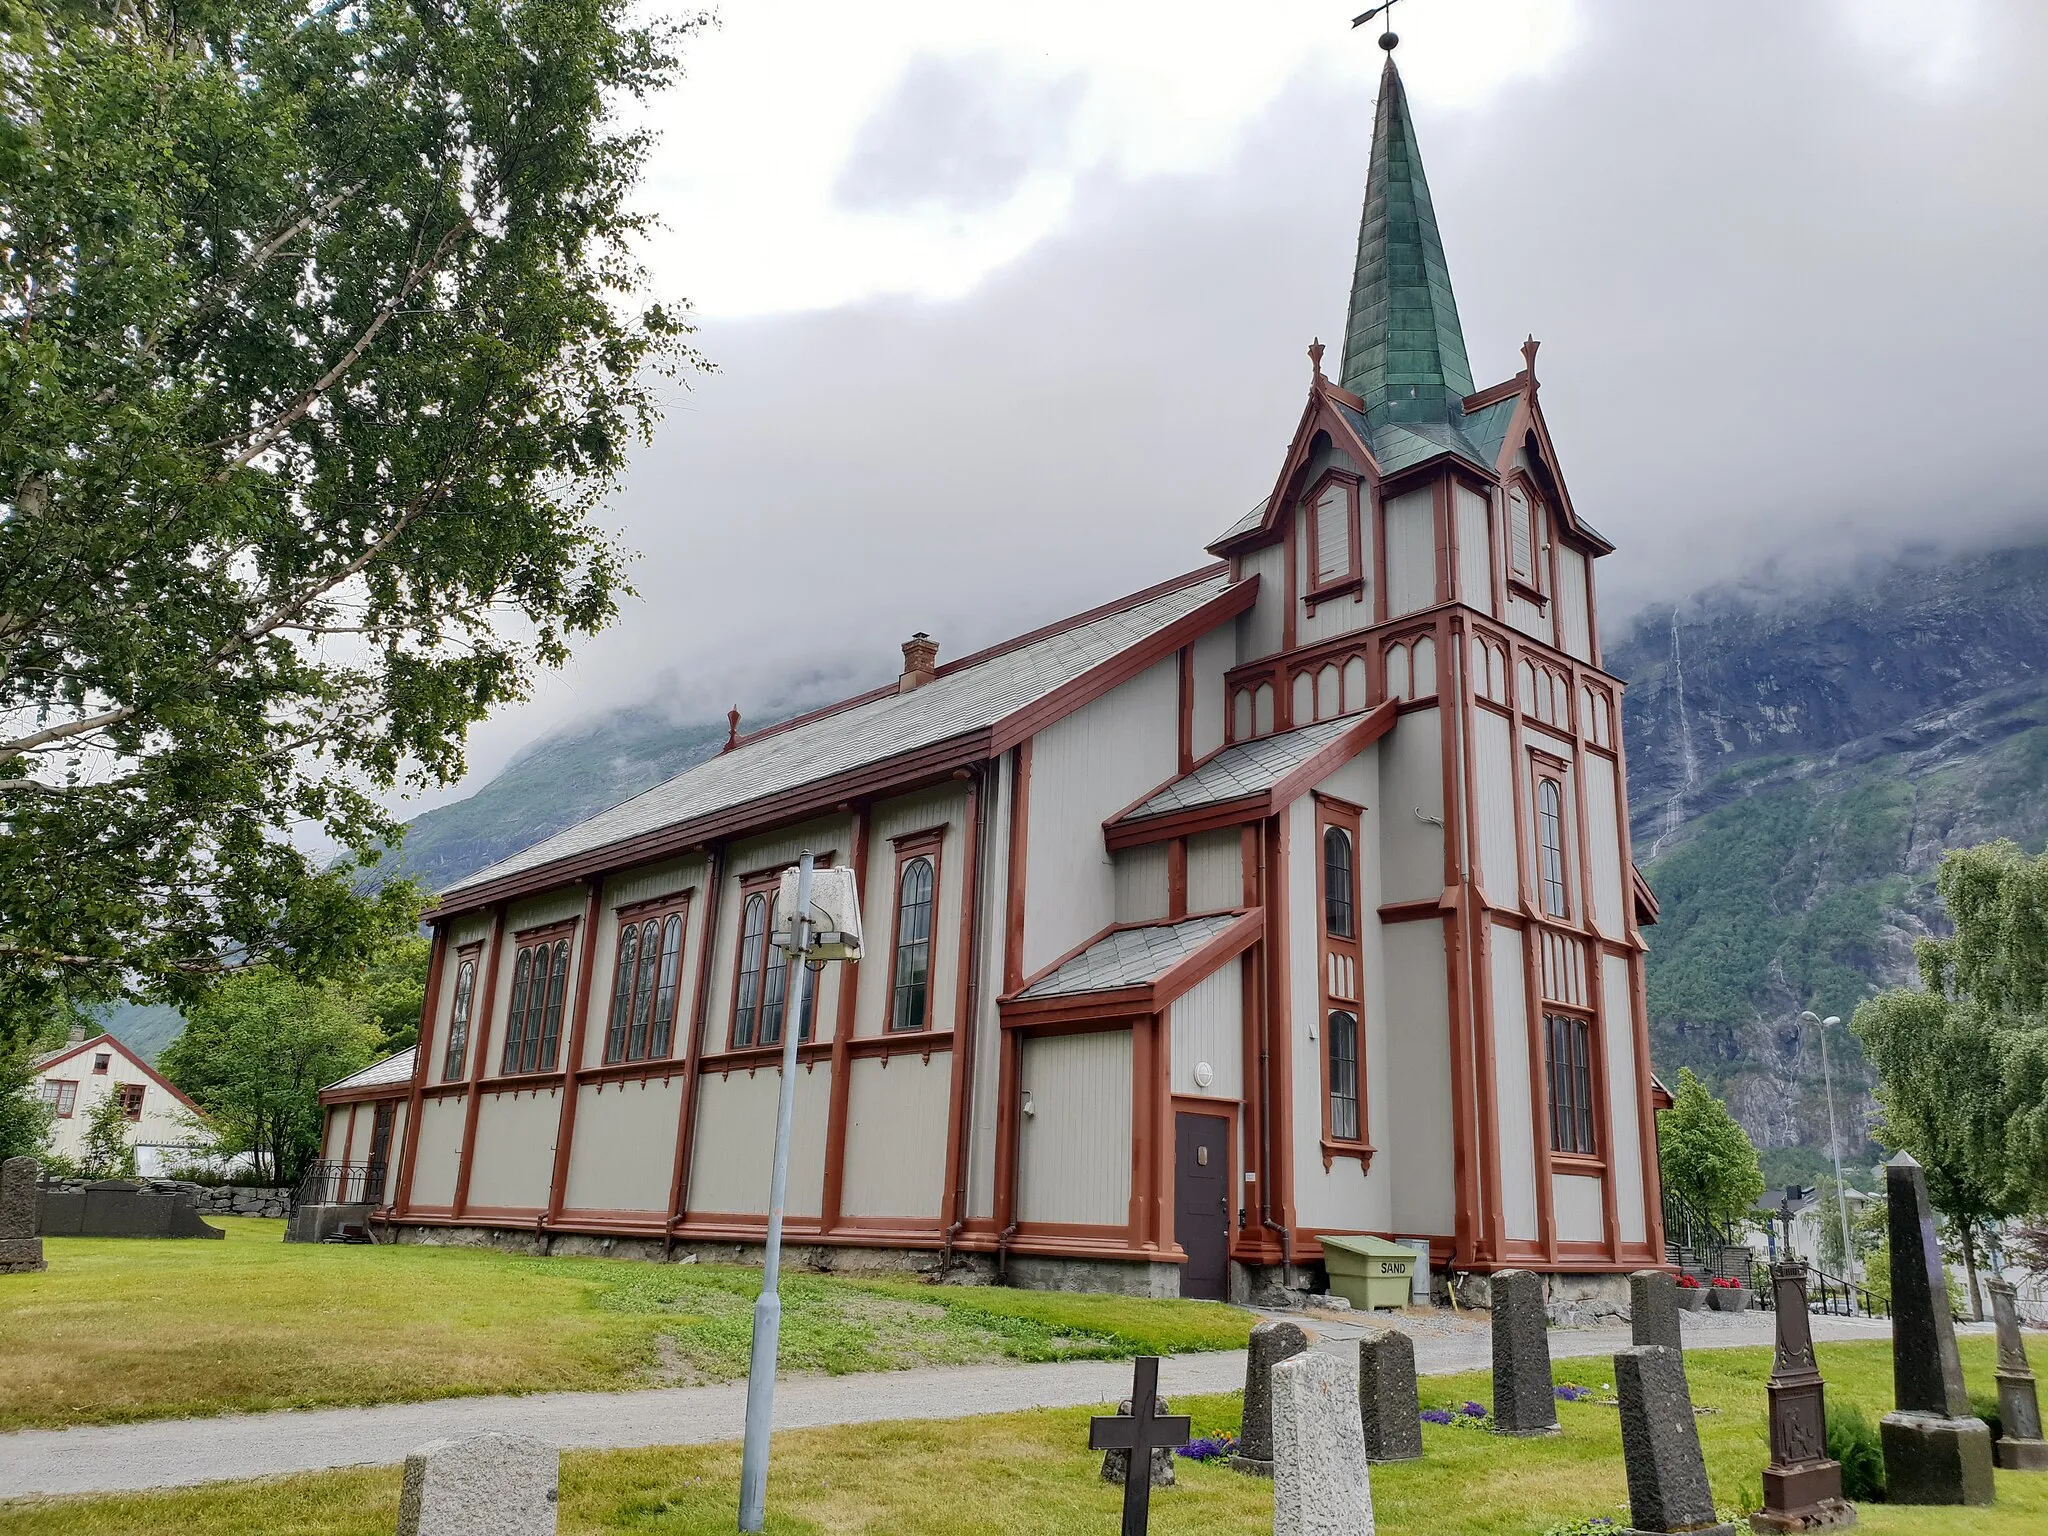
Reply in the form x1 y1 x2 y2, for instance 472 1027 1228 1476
0 1311 1896 1498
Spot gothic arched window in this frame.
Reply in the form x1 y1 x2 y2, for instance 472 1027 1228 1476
890 856 936 1031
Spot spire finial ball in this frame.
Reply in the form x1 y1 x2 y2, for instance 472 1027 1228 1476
1379 29 1398 51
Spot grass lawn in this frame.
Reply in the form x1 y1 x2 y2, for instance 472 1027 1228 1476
6 1339 2043 1535
0 1220 1250 1432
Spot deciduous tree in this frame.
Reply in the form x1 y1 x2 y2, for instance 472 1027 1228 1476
1658 1066 1765 1233
161 965 382 1184
0 0 700 1040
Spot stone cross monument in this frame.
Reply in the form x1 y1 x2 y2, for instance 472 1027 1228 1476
0 1157 45 1275
1988 1275 2048 1471
1749 1263 1855 1531
1876 1152 1994 1506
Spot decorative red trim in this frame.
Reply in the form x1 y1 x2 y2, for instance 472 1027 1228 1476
31 1034 205 1118
545 880 605 1222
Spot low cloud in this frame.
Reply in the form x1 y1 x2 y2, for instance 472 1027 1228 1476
835 53 1086 215
425 2 2048 800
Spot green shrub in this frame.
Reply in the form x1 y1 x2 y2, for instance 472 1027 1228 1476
1972 1390 2003 1443
1827 1401 1885 1501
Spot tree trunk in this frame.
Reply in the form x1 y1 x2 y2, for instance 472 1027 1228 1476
1962 1221 1983 1322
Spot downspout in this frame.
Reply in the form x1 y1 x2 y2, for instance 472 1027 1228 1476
942 762 990 1275
1255 818 1292 1272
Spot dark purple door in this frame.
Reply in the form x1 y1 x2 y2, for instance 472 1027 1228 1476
1174 1112 1230 1301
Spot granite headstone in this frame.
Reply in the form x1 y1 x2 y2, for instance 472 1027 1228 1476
1356 1327 1422 1463
1631 1269 1682 1352
1271 1348 1375 1536
396 1432 558 1536
1099 1394 1177 1489
1231 1318 1309 1475
1614 1345 1735 1536
1750 1263 1855 1532
1490 1269 1559 1435
1988 1275 2048 1472
1877 1152 1994 1506
0 1157 44 1275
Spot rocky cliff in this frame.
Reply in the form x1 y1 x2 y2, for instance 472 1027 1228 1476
1611 541 2048 1185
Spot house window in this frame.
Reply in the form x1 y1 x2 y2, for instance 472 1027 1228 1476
41 1080 78 1118
732 893 768 1047
501 935 571 1074
889 837 942 1032
1323 827 1355 938
1316 797 1368 1155
92 1053 110 1075
606 904 687 1063
1507 483 1538 587
1546 1014 1597 1156
1538 776 1570 918
1327 1011 1360 1141
442 954 478 1081
1309 477 1357 589
119 1083 145 1121
759 906 815 1046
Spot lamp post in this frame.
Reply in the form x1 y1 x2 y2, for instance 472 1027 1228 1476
738 850 859 1532
1799 1010 1855 1285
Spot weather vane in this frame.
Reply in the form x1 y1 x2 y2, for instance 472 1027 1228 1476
1352 0 1404 51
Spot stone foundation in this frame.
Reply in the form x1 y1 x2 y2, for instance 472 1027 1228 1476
1003 1255 1181 1298
391 1224 996 1282
1449 1268 1633 1326
1233 1261 1321 1309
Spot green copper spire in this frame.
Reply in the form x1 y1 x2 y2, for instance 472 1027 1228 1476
1338 54 1475 425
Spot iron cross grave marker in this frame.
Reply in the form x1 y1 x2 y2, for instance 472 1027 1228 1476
1089 1357 1191 1535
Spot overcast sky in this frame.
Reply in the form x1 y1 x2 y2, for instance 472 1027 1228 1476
408 0 2048 812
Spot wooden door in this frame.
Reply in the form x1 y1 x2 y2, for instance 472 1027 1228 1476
1174 1111 1230 1301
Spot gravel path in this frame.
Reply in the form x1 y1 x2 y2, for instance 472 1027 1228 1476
0 1310 1897 1498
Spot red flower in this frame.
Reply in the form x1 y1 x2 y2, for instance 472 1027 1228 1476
1676 1274 1702 1289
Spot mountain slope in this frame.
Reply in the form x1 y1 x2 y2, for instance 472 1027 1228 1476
1611 542 2048 1184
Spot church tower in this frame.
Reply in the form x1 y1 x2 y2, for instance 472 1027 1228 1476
1208 43 1665 1288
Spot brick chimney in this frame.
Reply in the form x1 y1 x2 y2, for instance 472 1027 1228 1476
898 632 939 693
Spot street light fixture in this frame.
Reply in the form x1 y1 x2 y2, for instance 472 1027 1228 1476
1799 1010 1856 1285
737 852 861 1532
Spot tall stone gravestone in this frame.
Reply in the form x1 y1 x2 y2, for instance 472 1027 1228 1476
396 1432 558 1536
1877 1152 1994 1506
1490 1269 1559 1435
1231 1318 1308 1475
1750 1263 1855 1532
1631 1269 1682 1352
1271 1348 1375 1536
1613 1345 1735 1536
0 1157 45 1275
1356 1327 1422 1463
1988 1275 2048 1471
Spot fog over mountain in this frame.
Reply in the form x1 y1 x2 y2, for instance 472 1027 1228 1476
416 2 2048 812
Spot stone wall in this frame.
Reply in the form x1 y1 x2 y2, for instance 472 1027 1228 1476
38 1176 290 1220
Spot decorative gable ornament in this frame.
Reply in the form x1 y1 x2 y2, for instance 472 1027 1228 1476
774 865 863 961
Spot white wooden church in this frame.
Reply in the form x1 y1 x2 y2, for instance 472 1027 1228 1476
322 51 1667 1302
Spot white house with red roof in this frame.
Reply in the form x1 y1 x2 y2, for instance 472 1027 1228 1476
30 1025 227 1176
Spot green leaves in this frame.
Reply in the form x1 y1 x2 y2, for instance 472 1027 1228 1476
1657 1067 1765 1231
0 0 701 1030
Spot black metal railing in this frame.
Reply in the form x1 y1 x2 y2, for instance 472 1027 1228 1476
292 1161 388 1211
1745 1259 1887 1319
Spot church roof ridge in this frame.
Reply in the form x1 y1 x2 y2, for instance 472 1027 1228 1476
436 567 1244 903
1338 54 1475 428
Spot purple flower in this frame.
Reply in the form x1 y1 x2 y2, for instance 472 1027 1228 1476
1555 1384 1593 1402
1461 1400 1488 1417
1420 1408 1454 1425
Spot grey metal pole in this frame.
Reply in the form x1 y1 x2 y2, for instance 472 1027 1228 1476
738 850 813 1531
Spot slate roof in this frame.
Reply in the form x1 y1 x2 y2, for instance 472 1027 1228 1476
1113 718 1358 826
1212 497 1270 547
323 1046 417 1096
443 571 1235 897
1016 914 1244 1000
1460 394 1519 468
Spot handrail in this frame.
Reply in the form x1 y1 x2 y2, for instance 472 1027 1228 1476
291 1161 389 1212
1663 1185 1739 1254
1751 1258 1887 1319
